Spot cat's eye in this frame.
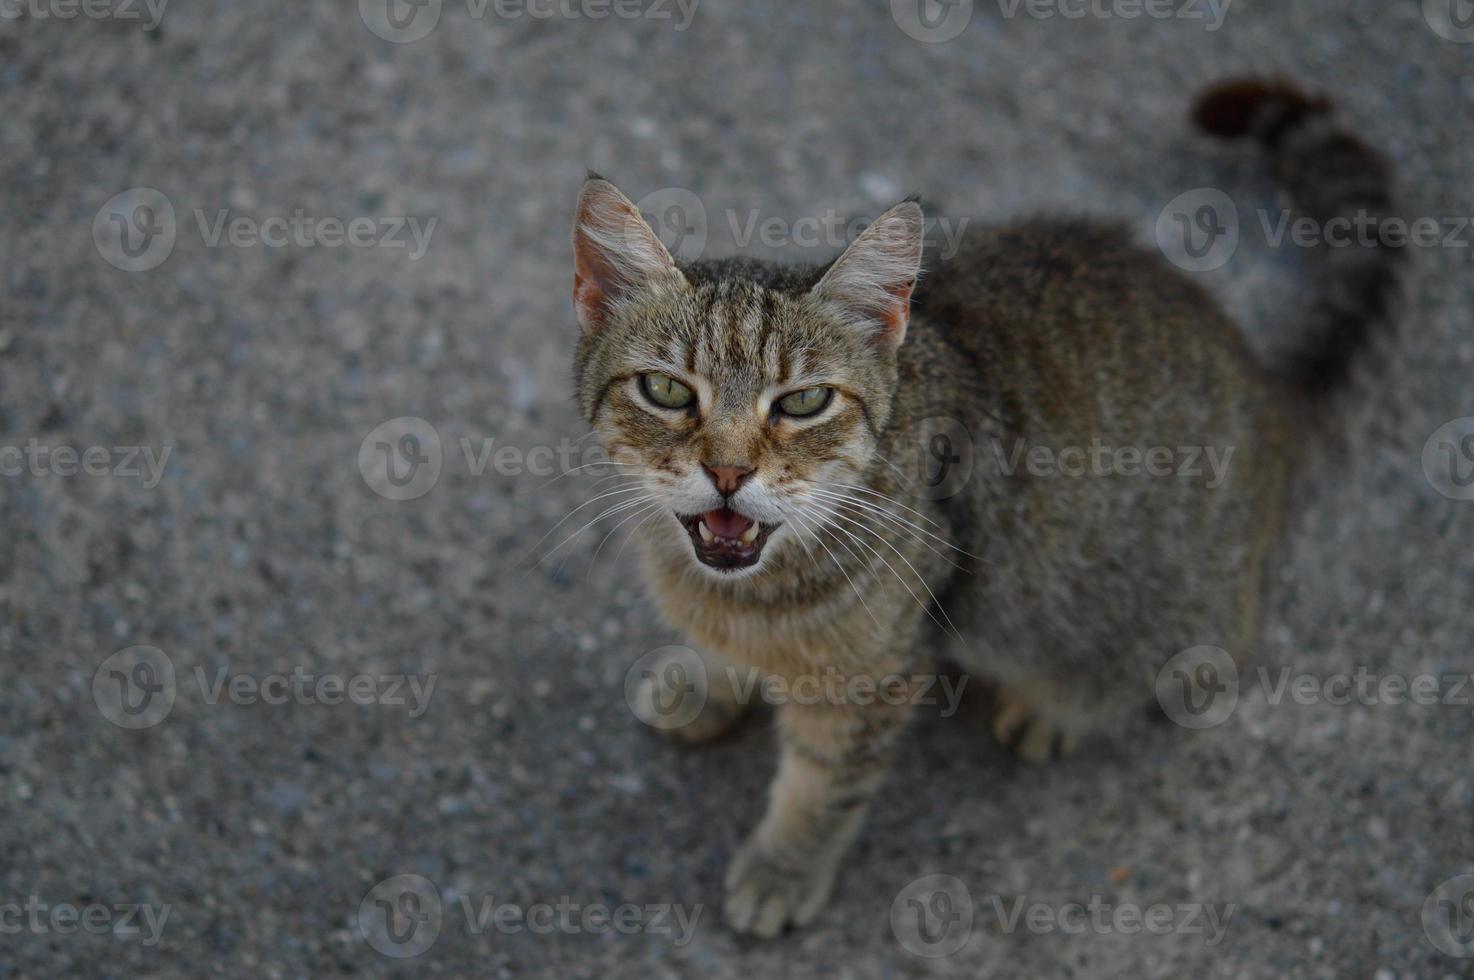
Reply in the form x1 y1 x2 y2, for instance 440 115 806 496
775 387 833 418
640 372 695 410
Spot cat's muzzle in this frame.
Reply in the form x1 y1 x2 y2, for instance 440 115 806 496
678 507 780 570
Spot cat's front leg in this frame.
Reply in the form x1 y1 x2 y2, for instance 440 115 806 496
724 692 912 937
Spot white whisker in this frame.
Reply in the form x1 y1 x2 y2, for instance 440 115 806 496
807 498 964 641
519 484 653 564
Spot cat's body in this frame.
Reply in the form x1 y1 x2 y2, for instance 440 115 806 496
648 219 1290 739
570 79 1402 936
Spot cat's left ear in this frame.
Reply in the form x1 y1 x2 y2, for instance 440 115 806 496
571 176 687 334
810 199 925 350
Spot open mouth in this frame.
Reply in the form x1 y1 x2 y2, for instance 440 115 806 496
677 507 780 570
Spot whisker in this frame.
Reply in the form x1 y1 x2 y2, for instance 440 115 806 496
518 484 653 564
829 481 949 532
613 506 666 566
529 459 650 494
787 511 882 631
816 500 971 577
533 494 658 571
798 505 880 576
588 500 664 579
809 487 980 565
868 449 919 492
807 499 964 641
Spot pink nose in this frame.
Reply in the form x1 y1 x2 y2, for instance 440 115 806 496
704 464 753 497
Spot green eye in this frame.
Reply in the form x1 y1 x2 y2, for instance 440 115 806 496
641 372 695 410
776 387 832 418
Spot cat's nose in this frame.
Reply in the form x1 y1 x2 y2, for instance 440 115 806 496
703 464 754 497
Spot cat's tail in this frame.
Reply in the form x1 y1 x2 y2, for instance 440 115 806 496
1191 77 1407 395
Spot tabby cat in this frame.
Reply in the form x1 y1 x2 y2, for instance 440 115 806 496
569 79 1402 936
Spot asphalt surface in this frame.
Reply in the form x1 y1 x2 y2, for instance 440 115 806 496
4 0 1474 976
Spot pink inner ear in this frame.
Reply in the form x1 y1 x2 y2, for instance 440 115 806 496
874 283 916 343
572 225 629 332
572 270 608 331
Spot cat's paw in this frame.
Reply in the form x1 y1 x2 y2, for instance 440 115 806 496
991 691 1080 763
723 836 837 937
630 649 750 743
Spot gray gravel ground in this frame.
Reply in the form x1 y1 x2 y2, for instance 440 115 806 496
4 0 1474 976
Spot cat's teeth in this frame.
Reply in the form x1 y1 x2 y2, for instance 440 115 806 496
698 520 714 543
739 523 760 545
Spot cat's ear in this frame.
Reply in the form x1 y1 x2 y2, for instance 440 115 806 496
571 176 686 334
810 200 925 349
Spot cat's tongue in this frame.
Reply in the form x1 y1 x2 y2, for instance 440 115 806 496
702 507 754 539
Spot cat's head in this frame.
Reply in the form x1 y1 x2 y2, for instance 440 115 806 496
571 177 924 578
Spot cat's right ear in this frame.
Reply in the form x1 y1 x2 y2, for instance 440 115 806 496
571 177 686 334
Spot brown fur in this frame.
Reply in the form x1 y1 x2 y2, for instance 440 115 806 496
570 79 1403 936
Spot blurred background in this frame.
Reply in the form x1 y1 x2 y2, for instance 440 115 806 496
4 0 1474 975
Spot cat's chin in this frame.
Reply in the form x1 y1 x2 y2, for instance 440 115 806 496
677 508 781 572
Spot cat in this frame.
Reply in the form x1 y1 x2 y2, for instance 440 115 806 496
568 78 1404 937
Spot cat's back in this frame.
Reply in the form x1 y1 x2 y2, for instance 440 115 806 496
908 216 1279 438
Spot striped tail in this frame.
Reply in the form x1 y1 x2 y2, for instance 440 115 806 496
1193 78 1407 394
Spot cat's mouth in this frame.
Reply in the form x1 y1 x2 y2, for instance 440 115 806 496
678 507 780 570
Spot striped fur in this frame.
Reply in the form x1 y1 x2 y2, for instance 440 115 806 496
573 78 1400 936
1194 78 1407 392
